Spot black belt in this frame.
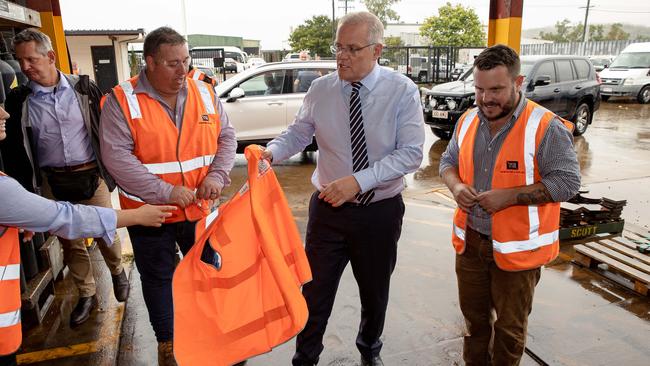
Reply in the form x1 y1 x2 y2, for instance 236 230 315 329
43 161 97 173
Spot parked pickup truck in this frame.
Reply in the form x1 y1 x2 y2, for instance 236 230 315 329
421 55 601 139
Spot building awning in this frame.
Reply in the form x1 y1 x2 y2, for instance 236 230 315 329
65 29 145 37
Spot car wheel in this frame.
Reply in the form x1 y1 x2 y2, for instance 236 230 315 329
601 95 610 102
431 127 452 140
572 102 591 136
418 72 427 83
637 85 650 104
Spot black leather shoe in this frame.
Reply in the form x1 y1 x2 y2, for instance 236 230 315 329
70 295 97 327
111 269 129 302
360 355 384 366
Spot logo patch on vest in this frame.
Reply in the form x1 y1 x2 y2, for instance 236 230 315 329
506 161 519 170
199 114 212 124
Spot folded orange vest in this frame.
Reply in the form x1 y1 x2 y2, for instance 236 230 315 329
172 145 312 366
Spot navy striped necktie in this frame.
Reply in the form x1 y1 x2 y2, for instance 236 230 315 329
349 81 375 206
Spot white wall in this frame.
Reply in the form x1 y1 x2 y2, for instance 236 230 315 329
66 34 140 84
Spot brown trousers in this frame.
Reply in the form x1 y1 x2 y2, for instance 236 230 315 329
41 173 123 297
455 227 541 366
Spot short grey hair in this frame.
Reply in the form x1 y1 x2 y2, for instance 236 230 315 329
13 28 54 55
338 11 384 44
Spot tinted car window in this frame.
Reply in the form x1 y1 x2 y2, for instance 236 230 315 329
291 68 333 93
237 70 286 96
534 61 556 83
573 59 591 79
557 60 575 82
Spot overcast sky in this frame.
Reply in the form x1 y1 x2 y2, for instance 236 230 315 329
59 0 650 49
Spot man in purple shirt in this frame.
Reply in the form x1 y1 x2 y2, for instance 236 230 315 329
1 28 128 328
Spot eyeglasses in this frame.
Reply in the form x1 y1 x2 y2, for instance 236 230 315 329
330 43 376 56
159 56 192 69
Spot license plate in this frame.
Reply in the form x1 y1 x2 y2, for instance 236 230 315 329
602 87 612 93
431 110 448 119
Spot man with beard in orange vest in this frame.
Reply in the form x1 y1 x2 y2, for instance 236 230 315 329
100 26 236 365
440 45 581 365
0 105 174 366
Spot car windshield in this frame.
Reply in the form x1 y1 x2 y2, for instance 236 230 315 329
610 52 650 69
225 51 245 63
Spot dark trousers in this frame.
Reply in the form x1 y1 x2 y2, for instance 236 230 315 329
456 227 541 366
292 192 405 365
127 221 196 342
0 354 16 366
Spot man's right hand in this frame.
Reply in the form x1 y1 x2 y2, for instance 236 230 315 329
451 183 479 212
260 148 273 162
170 186 196 208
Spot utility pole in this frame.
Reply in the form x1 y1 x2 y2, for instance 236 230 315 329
580 0 594 42
338 0 354 15
332 0 336 43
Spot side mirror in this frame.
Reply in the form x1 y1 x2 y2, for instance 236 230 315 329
226 87 245 103
534 75 552 87
603 64 609 69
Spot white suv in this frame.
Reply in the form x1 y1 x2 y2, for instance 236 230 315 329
215 61 336 151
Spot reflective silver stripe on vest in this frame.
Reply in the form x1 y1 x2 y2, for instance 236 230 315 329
192 70 202 80
192 78 216 115
524 108 546 238
493 107 552 253
118 188 145 203
119 81 142 119
453 224 466 241
0 309 20 328
205 208 219 228
0 264 20 281
457 109 478 149
493 230 559 254
142 154 214 175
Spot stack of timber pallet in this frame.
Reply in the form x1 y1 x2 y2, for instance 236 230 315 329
574 233 650 296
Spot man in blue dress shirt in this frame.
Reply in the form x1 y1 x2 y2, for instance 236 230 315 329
262 11 424 366
2 28 127 328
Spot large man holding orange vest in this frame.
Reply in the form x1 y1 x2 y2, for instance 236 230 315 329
440 45 580 365
99 27 236 365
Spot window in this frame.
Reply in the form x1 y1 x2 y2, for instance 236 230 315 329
534 61 556 84
557 60 575 82
291 68 333 93
573 59 591 80
237 70 286 96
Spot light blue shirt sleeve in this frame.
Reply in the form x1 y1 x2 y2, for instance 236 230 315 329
0 176 117 244
352 82 425 193
266 89 316 162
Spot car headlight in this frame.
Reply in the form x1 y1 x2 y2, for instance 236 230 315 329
429 98 437 108
623 78 635 86
421 94 427 106
447 99 457 110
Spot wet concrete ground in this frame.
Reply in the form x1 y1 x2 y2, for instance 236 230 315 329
16 99 650 365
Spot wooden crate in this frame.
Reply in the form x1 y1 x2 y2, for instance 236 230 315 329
574 235 650 296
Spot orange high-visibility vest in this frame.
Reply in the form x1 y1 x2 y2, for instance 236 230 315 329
173 146 312 366
451 101 571 271
188 68 217 87
111 76 221 223
0 172 22 356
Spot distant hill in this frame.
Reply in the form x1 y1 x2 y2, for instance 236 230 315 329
523 23 650 41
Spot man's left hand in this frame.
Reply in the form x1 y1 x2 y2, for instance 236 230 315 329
318 176 361 207
476 188 515 214
196 177 222 201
